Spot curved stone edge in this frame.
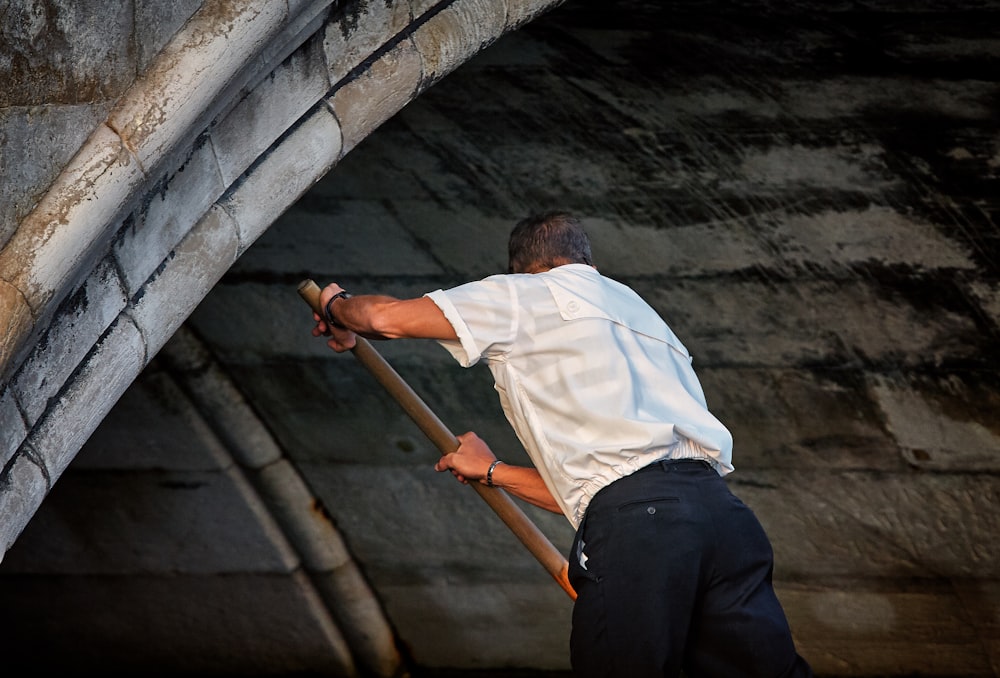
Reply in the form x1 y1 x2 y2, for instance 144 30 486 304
107 0 291 168
0 316 146 557
0 0 566 456
0 125 145 366
413 0 510 89
0 0 336 387
325 0 566 151
134 315 361 677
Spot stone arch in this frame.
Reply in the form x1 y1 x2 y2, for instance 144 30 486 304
0 0 562 587
1 2 566 674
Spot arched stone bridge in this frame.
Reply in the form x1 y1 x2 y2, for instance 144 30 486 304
0 0 561 542
1 1 562 675
2 0 999 675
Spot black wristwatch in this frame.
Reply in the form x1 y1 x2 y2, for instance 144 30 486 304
324 291 350 329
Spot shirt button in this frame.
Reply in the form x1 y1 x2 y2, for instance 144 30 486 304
567 301 580 314
647 506 656 515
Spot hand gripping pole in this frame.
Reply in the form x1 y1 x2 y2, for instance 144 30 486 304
298 280 576 600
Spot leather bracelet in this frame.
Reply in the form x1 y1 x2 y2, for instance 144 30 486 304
486 459 504 487
324 291 350 329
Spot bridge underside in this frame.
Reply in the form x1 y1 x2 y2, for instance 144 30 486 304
2 0 999 676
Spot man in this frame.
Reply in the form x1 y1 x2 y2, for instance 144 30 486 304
311 211 813 677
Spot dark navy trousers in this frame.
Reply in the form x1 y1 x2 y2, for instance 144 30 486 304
568 460 814 678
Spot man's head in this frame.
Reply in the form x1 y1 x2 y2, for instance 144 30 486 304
507 211 594 274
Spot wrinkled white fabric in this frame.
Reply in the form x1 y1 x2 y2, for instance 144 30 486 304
427 264 733 528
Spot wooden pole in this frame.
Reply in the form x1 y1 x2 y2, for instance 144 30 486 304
298 280 576 600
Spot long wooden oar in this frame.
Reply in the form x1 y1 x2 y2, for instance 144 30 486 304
298 280 576 600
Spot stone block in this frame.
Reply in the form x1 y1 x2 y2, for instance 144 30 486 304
505 0 566 31
779 581 997 677
0 279 33 384
160 329 284 470
734 470 1000 580
390 202 512 279
220 359 444 467
213 36 332 186
296 105 522 205
586 215 777 277
210 354 519 470
700 366 906 472
871 372 1000 471
0 446 49 555
11 258 127 426
769 205 975 272
410 0 445 16
186 276 453 366
322 0 411 85
0 103 112 246
576 190 969 284
968 279 1000 324
310 567 403 678
264 0 335 77
0 124 142 328
129 205 240 357
74 368 230 472
252 459 353 571
115 140 225 296
230 196 442 277
327 40 422 154
221 106 343 251
738 141 899 194
107 0 287 171
289 0 335 16
633 277 986 369
188 281 341 365
0 387 26 467
411 0 506 88
954 577 1000 671
1 462 297 576
27 316 145 484
135 0 203 70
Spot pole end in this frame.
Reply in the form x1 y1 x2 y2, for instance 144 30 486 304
298 279 322 313
558 564 577 601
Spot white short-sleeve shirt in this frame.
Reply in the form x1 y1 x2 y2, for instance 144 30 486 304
426 264 734 528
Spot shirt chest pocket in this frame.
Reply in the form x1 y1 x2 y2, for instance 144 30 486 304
545 280 684 354
547 283 620 324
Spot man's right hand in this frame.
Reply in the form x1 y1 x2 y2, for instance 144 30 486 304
435 431 497 485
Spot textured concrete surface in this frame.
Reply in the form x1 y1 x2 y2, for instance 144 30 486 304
2 0 999 675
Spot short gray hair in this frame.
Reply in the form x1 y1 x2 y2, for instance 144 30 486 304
507 211 593 274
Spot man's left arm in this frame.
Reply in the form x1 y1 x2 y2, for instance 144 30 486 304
312 283 457 352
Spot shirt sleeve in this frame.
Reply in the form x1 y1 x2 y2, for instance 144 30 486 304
424 275 517 368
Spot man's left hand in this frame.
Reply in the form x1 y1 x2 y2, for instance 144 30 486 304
312 283 357 352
